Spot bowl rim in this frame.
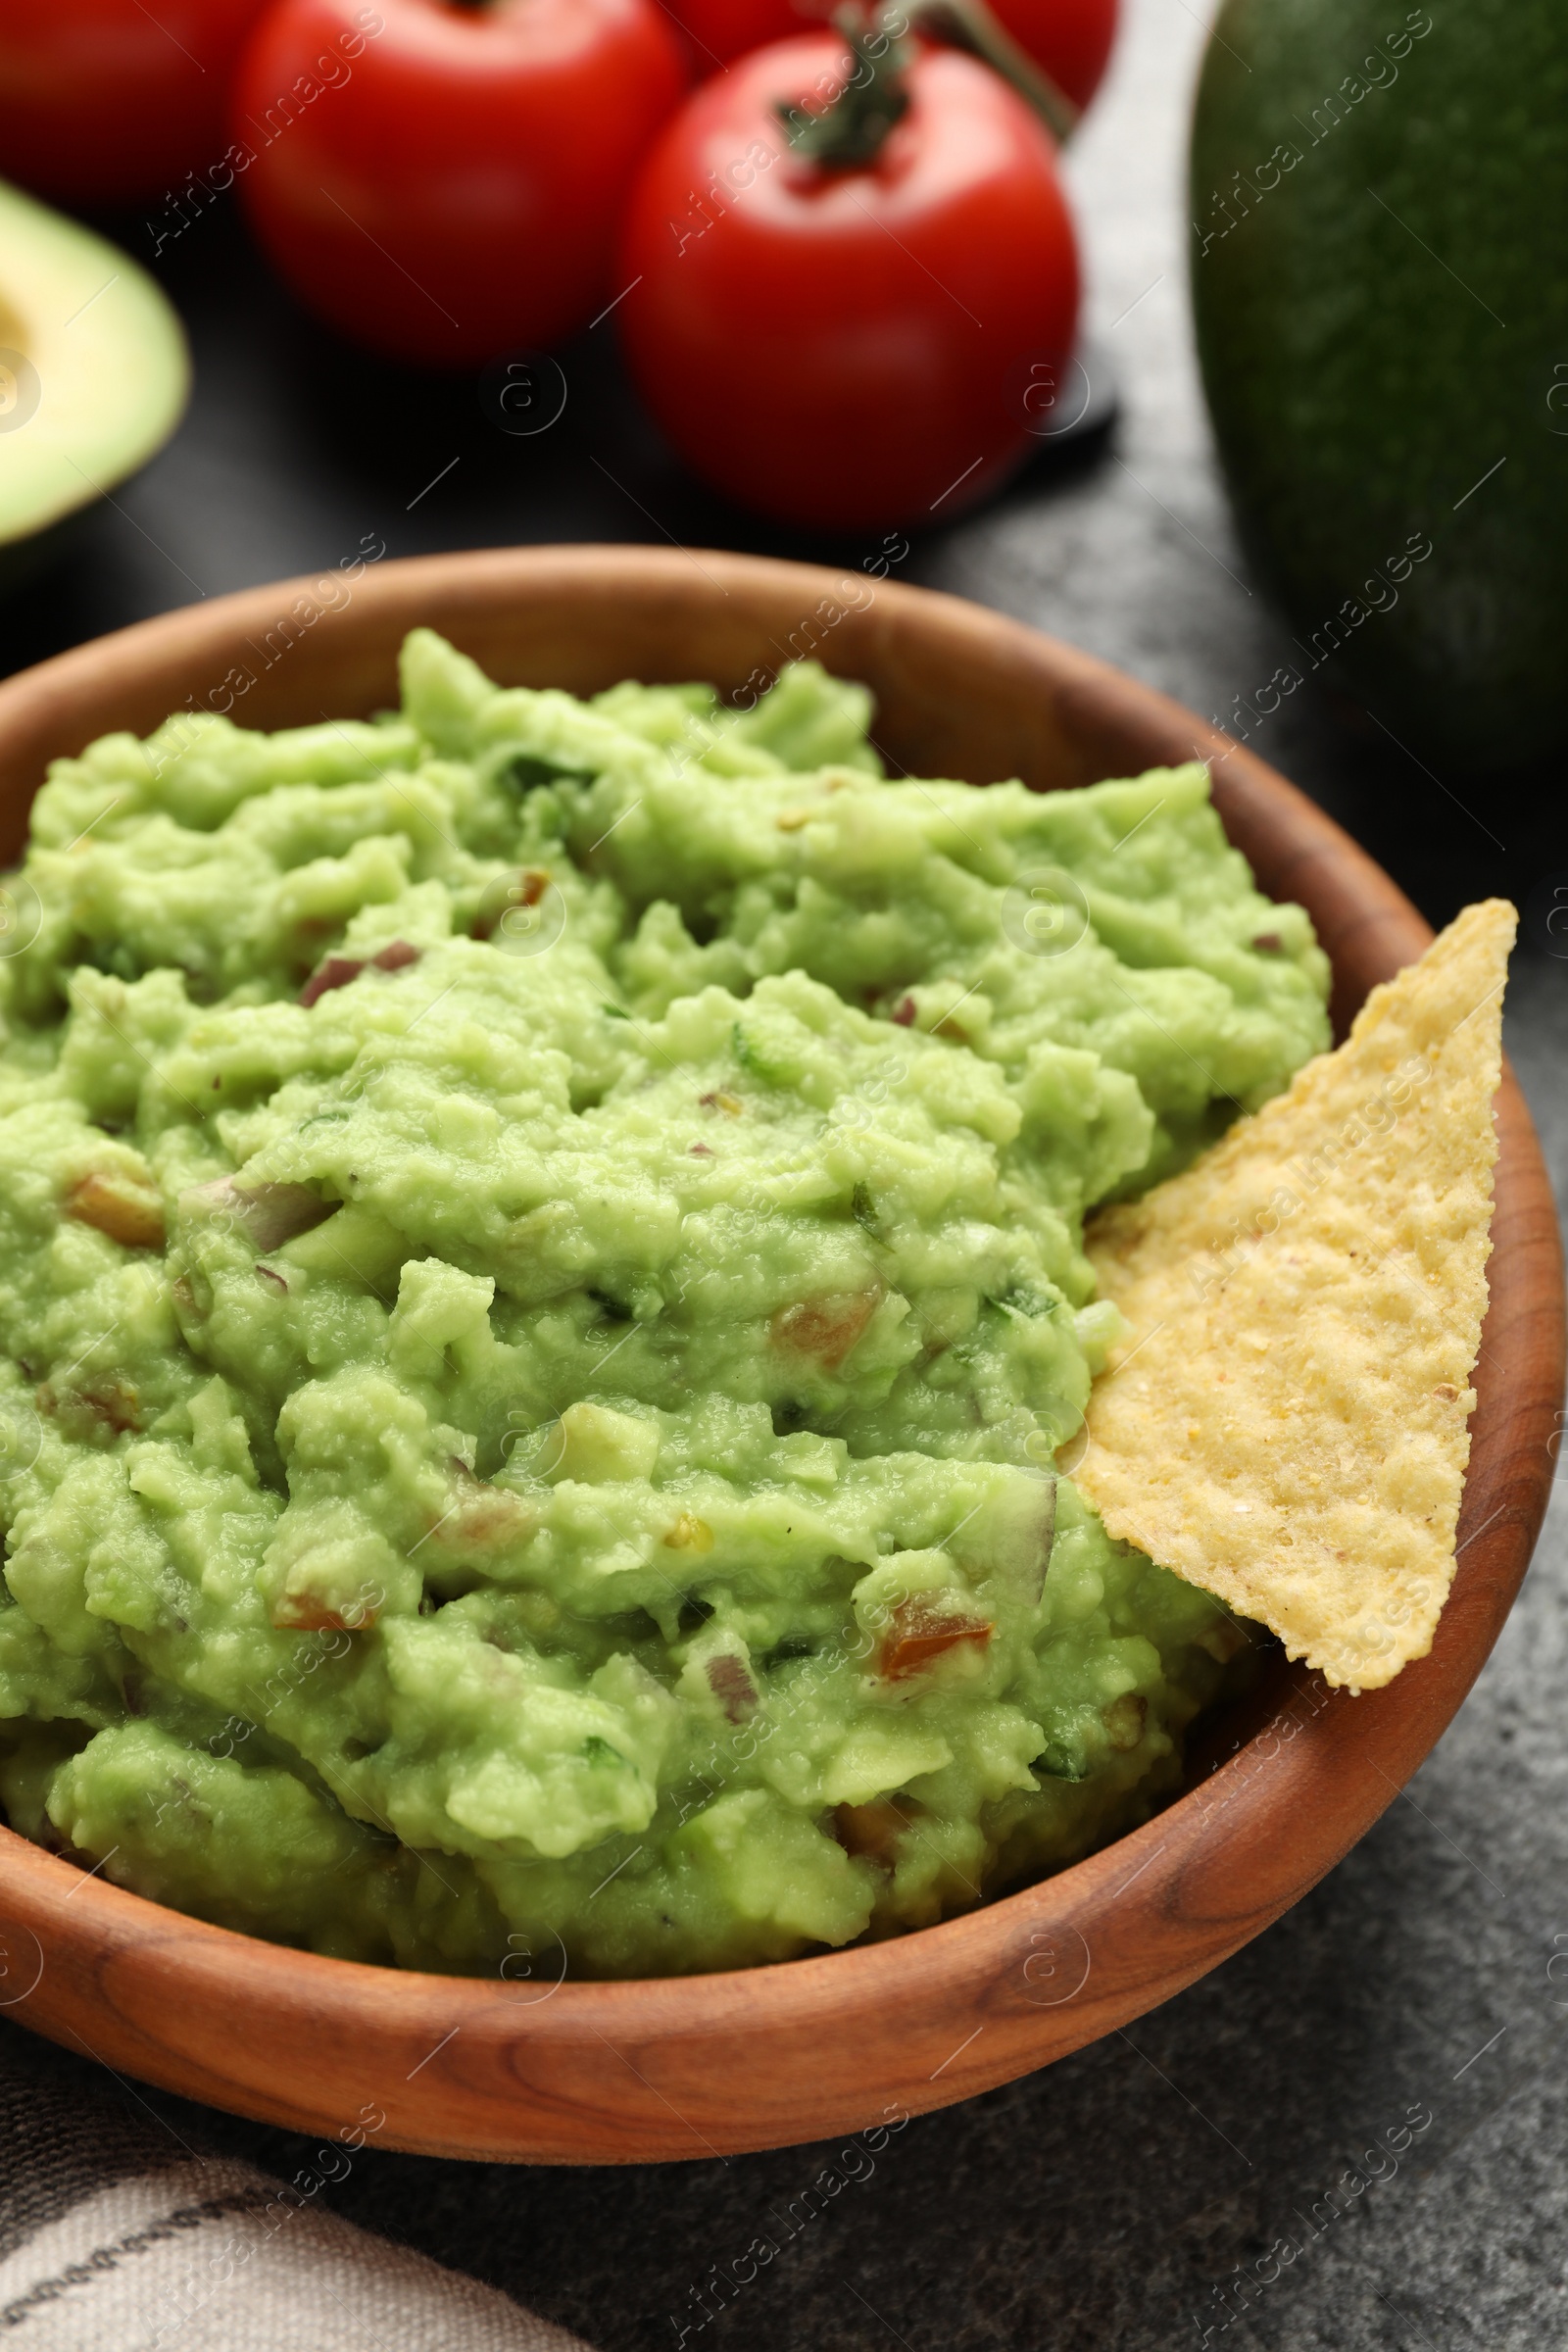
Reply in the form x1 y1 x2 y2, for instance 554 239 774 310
0 544 1559 2166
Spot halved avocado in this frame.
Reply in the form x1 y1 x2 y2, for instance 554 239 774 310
0 178 188 575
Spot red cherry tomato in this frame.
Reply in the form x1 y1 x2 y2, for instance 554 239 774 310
674 0 1118 116
231 0 686 367
988 0 1117 116
616 30 1080 531
674 0 813 73
0 0 273 205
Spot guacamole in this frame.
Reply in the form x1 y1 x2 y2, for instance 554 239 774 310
0 635 1331 1976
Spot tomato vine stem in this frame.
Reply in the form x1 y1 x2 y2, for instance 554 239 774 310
777 7 912 168
777 0 1079 170
908 0 1079 143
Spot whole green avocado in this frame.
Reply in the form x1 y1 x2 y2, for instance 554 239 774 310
1190 0 1568 771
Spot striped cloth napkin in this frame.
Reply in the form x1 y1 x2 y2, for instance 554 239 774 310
0 2023 591 2351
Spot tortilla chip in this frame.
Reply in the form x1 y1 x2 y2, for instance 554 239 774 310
1075 900 1515 1691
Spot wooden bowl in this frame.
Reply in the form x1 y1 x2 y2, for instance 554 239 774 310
0 548 1559 2163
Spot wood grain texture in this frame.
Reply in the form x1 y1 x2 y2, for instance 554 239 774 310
0 547 1559 2163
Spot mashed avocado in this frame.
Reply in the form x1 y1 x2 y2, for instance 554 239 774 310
0 634 1331 1976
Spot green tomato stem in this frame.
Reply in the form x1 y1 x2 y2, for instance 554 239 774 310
907 0 1080 144
777 0 1080 173
778 7 913 169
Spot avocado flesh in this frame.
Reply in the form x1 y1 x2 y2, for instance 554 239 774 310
0 178 188 553
1190 0 1568 772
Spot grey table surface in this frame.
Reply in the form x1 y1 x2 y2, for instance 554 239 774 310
4 2 1567 2346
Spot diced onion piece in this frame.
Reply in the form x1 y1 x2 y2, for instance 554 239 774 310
988 1472 1057 1604
706 1653 758 1723
181 1177 337 1253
